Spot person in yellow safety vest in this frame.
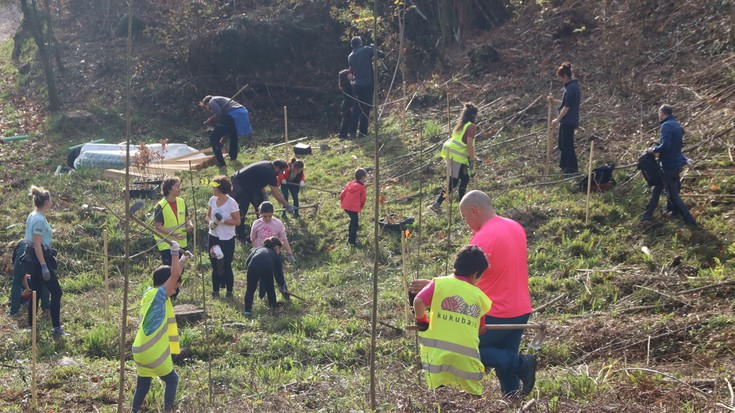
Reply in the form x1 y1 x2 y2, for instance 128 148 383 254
413 245 492 395
132 241 192 413
154 176 194 265
430 103 479 215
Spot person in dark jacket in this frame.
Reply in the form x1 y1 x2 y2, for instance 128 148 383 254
243 236 290 317
338 69 355 139
277 158 306 219
230 160 295 242
340 168 367 247
547 62 580 174
641 104 697 226
347 36 384 137
201 95 253 167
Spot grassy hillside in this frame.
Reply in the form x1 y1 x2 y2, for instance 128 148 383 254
1 0 735 412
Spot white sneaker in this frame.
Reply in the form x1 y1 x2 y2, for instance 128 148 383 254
429 203 443 214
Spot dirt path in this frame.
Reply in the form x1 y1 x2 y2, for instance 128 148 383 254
0 1 21 42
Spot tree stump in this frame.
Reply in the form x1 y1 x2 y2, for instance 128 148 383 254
173 304 205 325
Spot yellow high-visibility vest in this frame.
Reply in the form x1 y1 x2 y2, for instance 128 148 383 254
154 197 187 251
419 276 492 395
439 122 473 165
132 288 180 377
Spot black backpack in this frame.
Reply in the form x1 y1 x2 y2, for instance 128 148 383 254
577 164 616 192
637 152 663 187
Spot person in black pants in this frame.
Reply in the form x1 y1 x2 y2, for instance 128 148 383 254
347 36 384 137
338 69 354 139
230 160 295 242
548 62 581 174
22 186 66 337
641 104 697 226
206 175 241 298
201 95 253 167
278 158 306 219
243 236 290 317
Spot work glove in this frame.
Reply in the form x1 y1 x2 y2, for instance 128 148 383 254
287 253 295 264
278 284 291 301
415 314 430 332
209 212 223 230
299 181 305 189
179 250 194 265
285 205 296 213
281 179 288 185
41 264 51 281
170 241 181 256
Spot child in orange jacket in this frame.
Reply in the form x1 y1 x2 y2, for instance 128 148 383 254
340 168 367 247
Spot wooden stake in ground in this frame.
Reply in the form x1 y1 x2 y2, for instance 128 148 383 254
283 106 289 160
104 229 110 322
31 290 37 407
585 140 595 224
545 98 553 180
400 229 411 324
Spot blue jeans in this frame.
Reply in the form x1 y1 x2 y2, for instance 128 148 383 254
280 184 300 217
643 167 695 224
479 313 530 395
131 369 178 412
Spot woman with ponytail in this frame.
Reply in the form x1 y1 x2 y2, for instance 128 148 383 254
548 62 581 174
429 103 479 214
23 186 66 337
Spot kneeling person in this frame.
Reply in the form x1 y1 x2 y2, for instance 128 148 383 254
413 245 492 395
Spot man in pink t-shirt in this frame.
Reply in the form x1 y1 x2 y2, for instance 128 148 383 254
460 190 535 397
411 190 537 398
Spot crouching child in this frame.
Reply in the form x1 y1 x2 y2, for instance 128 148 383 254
413 245 492 395
131 241 192 412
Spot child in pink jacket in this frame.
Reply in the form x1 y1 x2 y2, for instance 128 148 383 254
340 168 367 247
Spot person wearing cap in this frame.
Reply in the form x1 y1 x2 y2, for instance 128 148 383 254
201 95 253 167
230 160 295 242
206 175 240 298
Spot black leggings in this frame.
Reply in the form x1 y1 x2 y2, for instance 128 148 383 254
244 265 276 311
26 261 63 328
208 235 235 293
232 187 265 240
436 165 470 206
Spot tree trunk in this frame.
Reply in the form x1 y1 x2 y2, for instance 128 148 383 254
19 0 60 111
43 0 64 72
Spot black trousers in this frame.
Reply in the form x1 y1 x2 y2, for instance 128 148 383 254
280 184 300 217
558 124 578 173
232 186 265 240
346 210 359 246
208 235 236 293
436 165 470 206
244 264 276 311
350 84 374 137
26 261 63 329
208 114 239 166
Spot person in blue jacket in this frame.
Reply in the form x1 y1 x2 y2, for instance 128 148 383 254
641 104 697 226
347 36 384 137
548 62 580 174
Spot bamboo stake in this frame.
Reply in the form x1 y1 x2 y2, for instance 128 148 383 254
188 161 213 407
31 290 37 407
444 94 452 277
369 2 379 407
545 99 553 179
585 140 595 224
104 229 110 322
284 106 289 160
400 229 411 325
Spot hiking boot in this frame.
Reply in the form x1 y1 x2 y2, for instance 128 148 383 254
243 311 252 318
52 327 69 338
225 291 234 299
517 354 537 396
640 214 653 222
429 202 443 214
212 291 220 298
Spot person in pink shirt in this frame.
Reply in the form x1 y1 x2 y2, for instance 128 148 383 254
411 189 536 398
250 201 295 264
340 168 367 247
